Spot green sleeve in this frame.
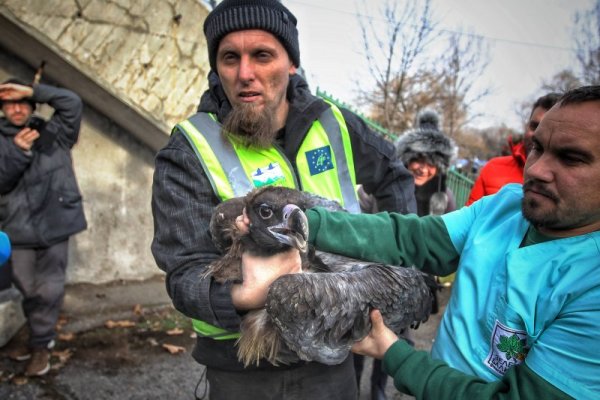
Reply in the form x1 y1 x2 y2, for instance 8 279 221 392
383 340 572 400
307 208 459 276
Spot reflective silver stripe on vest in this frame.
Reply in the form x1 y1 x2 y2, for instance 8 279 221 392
318 108 361 213
187 113 254 197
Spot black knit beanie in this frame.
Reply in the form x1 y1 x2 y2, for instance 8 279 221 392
204 0 300 71
0 78 36 111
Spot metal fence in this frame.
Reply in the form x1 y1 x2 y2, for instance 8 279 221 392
447 169 475 207
315 87 475 206
315 87 398 141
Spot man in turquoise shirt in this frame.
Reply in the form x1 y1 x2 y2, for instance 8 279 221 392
238 85 600 398
303 86 600 399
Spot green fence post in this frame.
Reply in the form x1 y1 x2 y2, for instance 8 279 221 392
447 169 474 207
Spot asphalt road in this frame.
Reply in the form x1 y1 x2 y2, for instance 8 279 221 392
0 306 205 400
0 285 450 400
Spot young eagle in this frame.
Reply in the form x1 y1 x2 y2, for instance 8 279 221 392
205 186 435 367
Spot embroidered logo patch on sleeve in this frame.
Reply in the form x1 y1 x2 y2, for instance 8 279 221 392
306 146 334 176
485 320 529 376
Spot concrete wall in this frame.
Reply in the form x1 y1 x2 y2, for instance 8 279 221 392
1 0 210 131
70 99 158 283
0 0 213 283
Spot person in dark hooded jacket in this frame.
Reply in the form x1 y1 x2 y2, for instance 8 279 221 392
0 79 86 377
150 1 416 398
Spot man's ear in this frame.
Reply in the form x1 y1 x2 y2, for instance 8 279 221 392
289 64 297 75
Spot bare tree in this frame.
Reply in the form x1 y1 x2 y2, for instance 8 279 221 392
457 124 519 160
574 0 600 84
355 1 490 141
356 0 439 132
541 69 581 93
433 31 490 138
367 73 436 133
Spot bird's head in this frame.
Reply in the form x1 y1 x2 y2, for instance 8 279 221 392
210 186 343 256
242 187 310 255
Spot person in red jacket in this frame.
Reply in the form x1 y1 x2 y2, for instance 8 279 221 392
466 93 561 205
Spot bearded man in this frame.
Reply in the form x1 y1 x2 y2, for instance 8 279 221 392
150 1 416 399
304 85 600 399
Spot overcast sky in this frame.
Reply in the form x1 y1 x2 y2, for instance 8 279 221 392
285 0 594 131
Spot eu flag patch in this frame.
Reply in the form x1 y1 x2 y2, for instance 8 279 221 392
306 146 334 175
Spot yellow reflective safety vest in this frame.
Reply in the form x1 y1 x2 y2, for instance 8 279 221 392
176 102 360 340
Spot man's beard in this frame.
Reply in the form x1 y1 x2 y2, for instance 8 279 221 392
221 103 279 148
521 180 568 229
522 197 557 229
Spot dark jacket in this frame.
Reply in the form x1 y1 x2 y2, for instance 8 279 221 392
151 72 416 370
414 175 456 216
0 84 86 248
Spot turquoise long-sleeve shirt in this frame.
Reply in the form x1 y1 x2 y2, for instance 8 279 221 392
307 184 600 399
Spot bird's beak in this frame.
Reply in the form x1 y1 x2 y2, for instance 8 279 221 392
268 204 308 253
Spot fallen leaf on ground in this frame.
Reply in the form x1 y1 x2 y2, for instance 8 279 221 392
12 376 28 386
166 328 184 336
58 332 76 341
162 343 186 354
50 348 74 371
105 320 136 329
52 349 74 363
133 304 143 315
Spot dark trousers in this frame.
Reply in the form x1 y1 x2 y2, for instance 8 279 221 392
10 240 69 349
206 355 357 400
354 355 387 394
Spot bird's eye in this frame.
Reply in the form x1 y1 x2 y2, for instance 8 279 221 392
258 204 274 220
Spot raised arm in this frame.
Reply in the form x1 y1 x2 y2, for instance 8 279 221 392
32 84 83 148
307 208 459 277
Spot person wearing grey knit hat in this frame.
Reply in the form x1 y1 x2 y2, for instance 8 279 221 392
395 110 458 216
151 1 418 399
